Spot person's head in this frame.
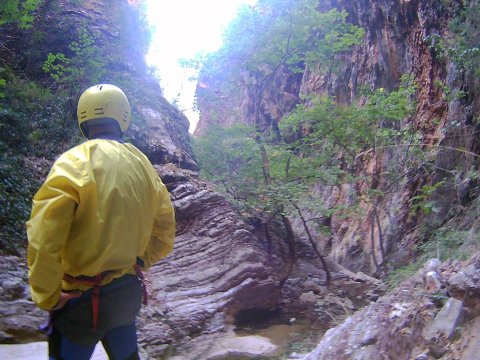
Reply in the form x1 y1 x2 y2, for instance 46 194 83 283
77 84 131 139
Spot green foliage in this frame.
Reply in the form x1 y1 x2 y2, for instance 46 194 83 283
41 24 105 87
196 0 364 98
1 67 8 107
0 71 81 157
419 228 471 261
194 124 263 203
409 180 446 216
425 0 480 75
281 76 417 163
0 77 5 100
42 52 71 82
386 262 422 288
194 79 416 227
0 154 39 255
0 71 82 254
448 0 480 74
0 0 41 29
387 228 475 288
433 79 468 101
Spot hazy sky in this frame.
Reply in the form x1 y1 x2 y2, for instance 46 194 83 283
145 0 257 133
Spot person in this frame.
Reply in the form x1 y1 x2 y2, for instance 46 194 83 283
26 84 176 360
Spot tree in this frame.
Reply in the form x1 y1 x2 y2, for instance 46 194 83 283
192 0 364 131
193 0 365 280
194 78 417 280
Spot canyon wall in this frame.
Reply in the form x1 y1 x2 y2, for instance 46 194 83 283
195 0 480 275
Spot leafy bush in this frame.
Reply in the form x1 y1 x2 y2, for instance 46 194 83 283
0 75 80 255
42 24 105 87
0 155 40 255
419 228 471 261
425 0 480 75
1 75 80 157
0 0 41 29
194 78 417 224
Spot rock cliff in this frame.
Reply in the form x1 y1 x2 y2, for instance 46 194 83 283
195 0 480 275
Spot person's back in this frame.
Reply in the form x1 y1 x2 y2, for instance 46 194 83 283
27 84 176 359
55 139 168 279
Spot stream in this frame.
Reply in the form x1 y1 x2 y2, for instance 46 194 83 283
236 317 324 358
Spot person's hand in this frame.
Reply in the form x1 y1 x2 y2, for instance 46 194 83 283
51 291 82 311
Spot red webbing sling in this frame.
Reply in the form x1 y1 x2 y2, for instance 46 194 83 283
63 267 149 330
63 271 112 330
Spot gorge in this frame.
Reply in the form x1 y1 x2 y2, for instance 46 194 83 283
1 0 480 359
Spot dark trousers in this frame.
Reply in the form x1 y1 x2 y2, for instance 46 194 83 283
48 274 143 360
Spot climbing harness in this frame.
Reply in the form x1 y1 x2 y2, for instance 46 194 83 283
40 265 148 334
63 270 115 330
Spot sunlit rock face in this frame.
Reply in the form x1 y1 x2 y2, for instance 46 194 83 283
0 0 196 171
131 101 198 171
194 65 303 135
195 0 480 275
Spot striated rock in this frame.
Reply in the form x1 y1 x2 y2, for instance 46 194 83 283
135 168 287 357
0 170 289 357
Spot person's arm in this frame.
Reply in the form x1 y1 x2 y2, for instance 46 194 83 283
141 179 176 269
27 154 83 310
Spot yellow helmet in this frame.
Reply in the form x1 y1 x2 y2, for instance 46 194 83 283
77 84 131 137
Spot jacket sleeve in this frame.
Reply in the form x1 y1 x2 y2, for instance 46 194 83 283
26 155 82 310
142 178 176 269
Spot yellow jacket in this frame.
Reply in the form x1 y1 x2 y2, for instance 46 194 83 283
27 139 176 310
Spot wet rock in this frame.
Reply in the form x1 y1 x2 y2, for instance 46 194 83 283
137 176 287 356
203 335 278 360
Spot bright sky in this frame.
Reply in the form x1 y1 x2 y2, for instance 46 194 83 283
145 0 257 133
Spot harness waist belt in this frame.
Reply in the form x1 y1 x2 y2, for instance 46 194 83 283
63 267 148 330
63 270 115 330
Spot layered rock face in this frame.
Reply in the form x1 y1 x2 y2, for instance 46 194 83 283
136 166 289 357
0 168 290 356
195 0 480 274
